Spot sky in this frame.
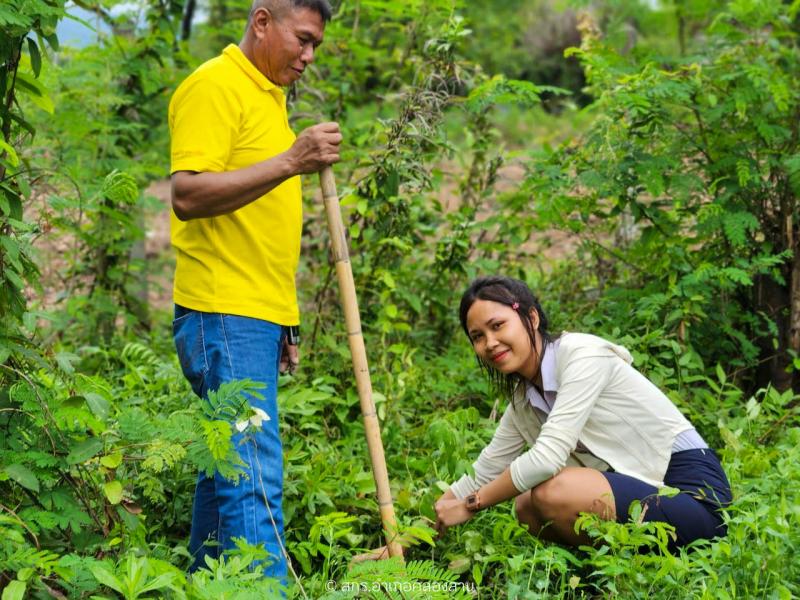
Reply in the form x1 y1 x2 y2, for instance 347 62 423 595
56 4 110 47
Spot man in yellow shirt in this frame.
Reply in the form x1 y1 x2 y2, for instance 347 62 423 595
168 0 340 580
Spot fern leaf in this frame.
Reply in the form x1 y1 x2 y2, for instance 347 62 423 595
201 420 232 461
101 170 139 204
465 75 568 113
202 379 265 421
722 211 759 246
121 342 159 367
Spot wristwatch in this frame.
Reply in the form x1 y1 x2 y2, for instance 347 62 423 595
465 491 482 512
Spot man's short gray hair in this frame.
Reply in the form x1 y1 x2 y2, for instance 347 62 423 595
249 0 333 23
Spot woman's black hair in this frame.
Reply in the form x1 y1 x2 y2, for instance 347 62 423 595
459 275 555 401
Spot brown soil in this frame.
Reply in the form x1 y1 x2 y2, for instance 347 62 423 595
143 180 174 313
28 180 175 316
30 162 579 319
433 161 579 263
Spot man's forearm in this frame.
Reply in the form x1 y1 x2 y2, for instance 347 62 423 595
171 150 298 221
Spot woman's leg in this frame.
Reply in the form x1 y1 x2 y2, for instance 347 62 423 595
603 450 730 551
514 454 729 550
514 467 615 546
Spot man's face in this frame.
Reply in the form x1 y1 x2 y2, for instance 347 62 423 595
254 6 325 86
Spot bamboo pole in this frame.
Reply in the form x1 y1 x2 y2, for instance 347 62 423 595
319 166 403 560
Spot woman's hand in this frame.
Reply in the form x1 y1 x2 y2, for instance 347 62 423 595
434 492 474 535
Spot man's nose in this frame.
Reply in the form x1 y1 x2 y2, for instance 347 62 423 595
301 44 315 64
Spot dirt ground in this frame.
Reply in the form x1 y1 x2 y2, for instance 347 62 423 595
30 163 579 318
143 179 174 313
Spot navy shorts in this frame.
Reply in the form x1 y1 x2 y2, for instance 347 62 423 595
602 449 731 550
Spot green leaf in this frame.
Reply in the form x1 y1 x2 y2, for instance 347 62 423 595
10 112 36 137
721 267 752 286
43 32 59 52
102 170 139 204
722 211 759 247
27 37 42 78
14 72 54 114
85 392 110 420
0 140 19 167
447 556 470 574
0 236 20 266
138 572 178 595
657 485 681 497
716 363 727 384
0 6 31 27
382 271 396 289
89 565 124 594
784 153 800 195
15 568 33 582
100 452 123 469
4 464 39 492
202 420 232 461
465 75 567 113
62 395 86 409
5 267 24 291
67 437 103 465
471 562 483 586
55 351 78 374
1 580 26 600
103 480 123 505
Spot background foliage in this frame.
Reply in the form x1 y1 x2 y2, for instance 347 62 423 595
2 0 800 598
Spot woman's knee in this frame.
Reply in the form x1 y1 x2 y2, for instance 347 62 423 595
530 476 566 519
531 468 615 522
514 491 534 524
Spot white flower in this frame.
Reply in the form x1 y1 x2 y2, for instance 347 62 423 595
235 407 271 432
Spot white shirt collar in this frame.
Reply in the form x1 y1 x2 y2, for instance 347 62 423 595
525 338 560 412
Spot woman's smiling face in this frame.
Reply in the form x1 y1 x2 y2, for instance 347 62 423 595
466 299 540 381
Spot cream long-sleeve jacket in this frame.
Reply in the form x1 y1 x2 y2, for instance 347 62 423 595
449 332 694 498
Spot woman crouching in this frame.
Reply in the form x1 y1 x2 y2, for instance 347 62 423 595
434 275 731 551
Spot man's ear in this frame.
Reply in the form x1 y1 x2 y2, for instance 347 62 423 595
251 7 272 36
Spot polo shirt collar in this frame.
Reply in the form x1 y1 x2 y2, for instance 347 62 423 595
223 44 279 92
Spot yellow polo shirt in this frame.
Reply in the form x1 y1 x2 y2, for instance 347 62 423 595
168 44 301 325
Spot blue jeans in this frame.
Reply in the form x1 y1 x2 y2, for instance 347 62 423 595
173 305 287 578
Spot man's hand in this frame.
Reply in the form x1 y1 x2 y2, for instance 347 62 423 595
434 491 473 536
171 122 342 221
287 122 342 174
279 338 299 374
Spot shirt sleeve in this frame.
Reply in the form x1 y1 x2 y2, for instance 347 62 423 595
170 77 240 174
449 403 528 499
509 351 613 492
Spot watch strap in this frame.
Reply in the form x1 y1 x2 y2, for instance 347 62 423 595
465 491 482 512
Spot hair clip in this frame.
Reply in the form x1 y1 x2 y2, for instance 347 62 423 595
511 302 519 310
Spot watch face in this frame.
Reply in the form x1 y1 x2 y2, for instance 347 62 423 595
466 493 479 511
